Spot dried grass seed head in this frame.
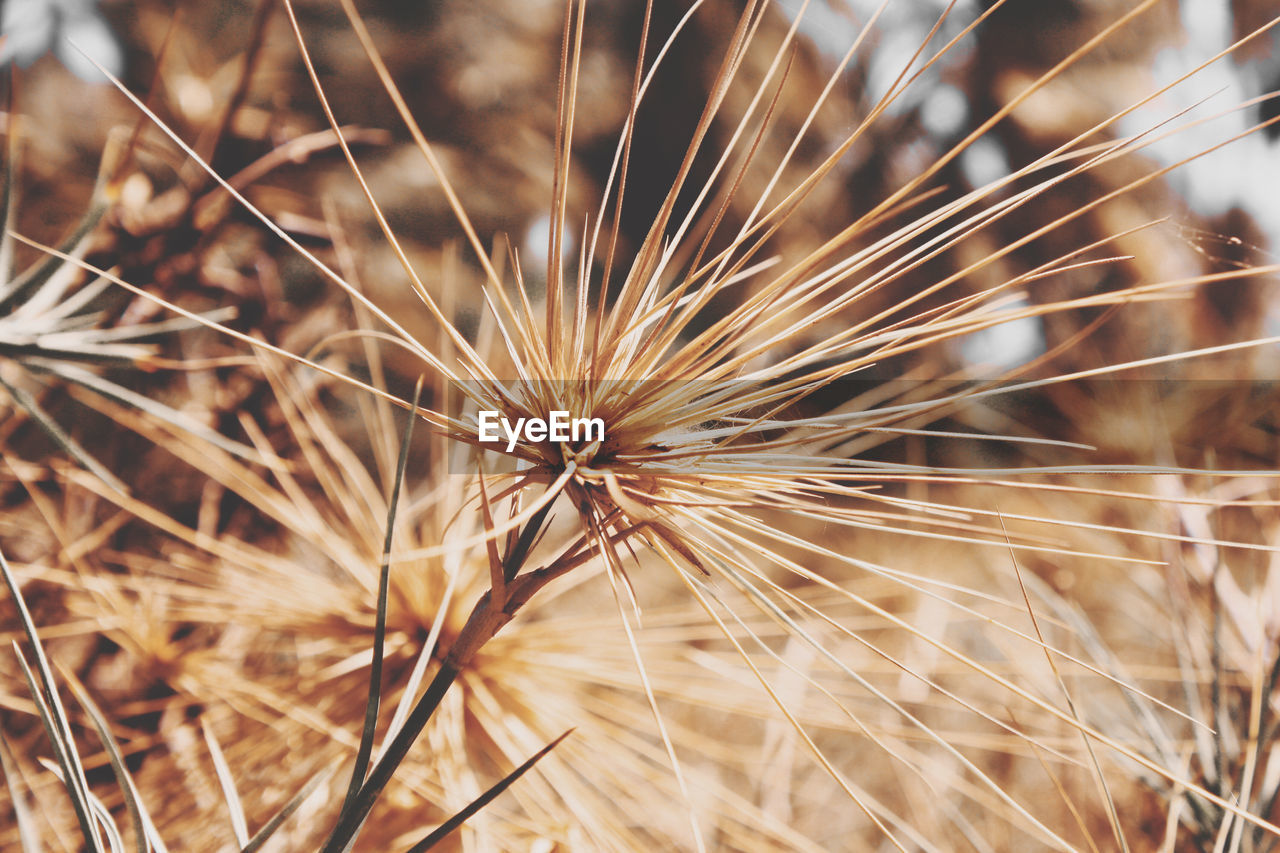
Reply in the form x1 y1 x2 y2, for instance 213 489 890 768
11 0 1280 848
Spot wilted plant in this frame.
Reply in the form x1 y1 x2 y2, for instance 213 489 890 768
55 332 922 848
5 0 1280 849
0 536 329 852
0 111 267 491
1005 452 1280 852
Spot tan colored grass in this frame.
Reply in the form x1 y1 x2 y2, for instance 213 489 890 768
4 0 1280 850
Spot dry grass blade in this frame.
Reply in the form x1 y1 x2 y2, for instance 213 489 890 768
318 636 463 851
404 728 574 853
333 375 422 831
1003 518 1129 853
61 669 168 853
201 719 249 849
1 545 101 850
0 372 124 491
239 770 328 853
0 731 42 852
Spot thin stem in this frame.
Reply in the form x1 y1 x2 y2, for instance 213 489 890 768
319 496 587 852
503 498 556 583
320 584 521 852
334 379 422 826
1211 569 1227 806
406 730 573 852
319 657 464 853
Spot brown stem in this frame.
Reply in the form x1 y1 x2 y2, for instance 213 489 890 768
320 548 581 852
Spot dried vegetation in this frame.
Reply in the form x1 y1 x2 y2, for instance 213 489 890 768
2 0 1280 850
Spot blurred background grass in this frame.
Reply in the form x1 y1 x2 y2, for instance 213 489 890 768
2 0 1279 849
